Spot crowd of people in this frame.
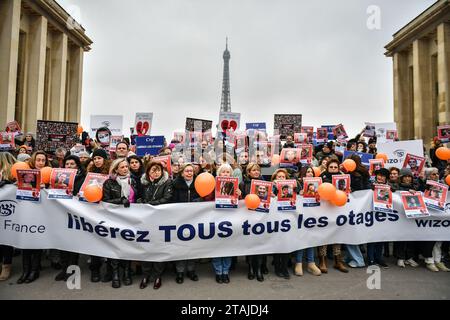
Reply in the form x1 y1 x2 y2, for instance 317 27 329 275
0 126 449 291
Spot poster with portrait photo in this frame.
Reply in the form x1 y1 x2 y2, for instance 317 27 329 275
280 148 301 169
215 177 239 209
298 144 313 164
303 177 322 207
79 173 109 202
316 128 328 143
423 180 448 212
363 123 376 138
437 125 450 143
301 126 314 143
401 191 429 218
152 155 172 176
402 154 425 179
36 120 78 154
369 159 385 176
250 180 272 213
332 124 348 139
5 120 21 134
276 180 297 211
332 174 351 196
273 114 302 139
188 131 203 147
202 130 213 144
110 135 124 150
294 133 308 144
373 184 393 213
386 130 398 142
0 132 15 150
234 133 247 153
48 168 77 199
16 169 41 202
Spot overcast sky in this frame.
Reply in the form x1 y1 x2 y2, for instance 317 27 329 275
59 0 435 139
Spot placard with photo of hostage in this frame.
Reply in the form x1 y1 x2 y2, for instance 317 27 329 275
215 177 239 209
36 120 78 154
273 114 302 140
276 180 297 211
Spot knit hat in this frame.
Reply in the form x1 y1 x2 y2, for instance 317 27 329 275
374 168 390 179
325 141 334 149
17 153 31 162
399 168 413 178
368 137 377 145
64 155 82 169
78 151 90 158
92 148 108 160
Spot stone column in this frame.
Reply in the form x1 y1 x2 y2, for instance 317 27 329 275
24 15 48 133
413 38 433 145
393 51 413 140
0 0 20 127
50 33 68 121
437 23 450 125
67 46 84 123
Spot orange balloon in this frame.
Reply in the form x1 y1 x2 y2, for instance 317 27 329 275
436 147 450 161
375 153 388 163
446 175 450 186
313 167 322 177
342 159 357 172
84 184 103 203
245 194 261 210
11 162 31 179
331 190 348 207
40 167 53 184
194 172 216 197
272 154 280 166
77 125 83 135
317 182 336 201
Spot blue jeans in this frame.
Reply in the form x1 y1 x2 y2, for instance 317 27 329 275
212 257 232 275
345 244 365 267
295 248 315 263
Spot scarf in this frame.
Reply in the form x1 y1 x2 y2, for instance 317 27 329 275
117 174 131 199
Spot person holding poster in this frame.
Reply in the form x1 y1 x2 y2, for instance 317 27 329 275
239 163 268 282
402 154 425 179
369 159 384 177
138 162 173 290
127 155 144 201
102 158 138 289
318 159 349 273
48 169 77 199
212 164 241 284
332 174 351 195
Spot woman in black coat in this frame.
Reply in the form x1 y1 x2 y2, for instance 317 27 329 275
127 155 144 201
138 162 173 290
171 163 201 284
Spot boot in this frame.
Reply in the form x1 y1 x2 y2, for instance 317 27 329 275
307 262 322 276
318 255 328 274
256 266 264 282
24 270 40 283
0 264 12 281
261 261 269 275
247 264 255 280
294 263 303 276
334 255 349 273
111 259 121 289
91 268 101 283
123 261 132 286
17 252 31 284
102 261 113 282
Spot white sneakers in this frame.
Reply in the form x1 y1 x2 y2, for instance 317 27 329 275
436 262 450 272
426 263 439 272
405 258 419 267
397 259 406 268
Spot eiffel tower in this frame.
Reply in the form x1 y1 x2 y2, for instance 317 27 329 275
220 38 231 113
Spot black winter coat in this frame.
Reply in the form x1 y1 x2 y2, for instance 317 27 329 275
102 176 138 204
139 172 173 205
73 170 86 196
131 170 143 201
171 176 201 203
239 176 264 198
350 171 372 191
320 171 343 184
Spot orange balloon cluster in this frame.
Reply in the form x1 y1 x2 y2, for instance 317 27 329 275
342 159 356 172
84 185 103 203
318 182 348 207
40 167 53 184
375 153 388 163
11 162 30 179
245 194 261 210
194 173 216 197
436 147 450 161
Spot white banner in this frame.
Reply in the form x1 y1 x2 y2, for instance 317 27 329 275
0 185 449 262
90 115 123 137
377 140 424 169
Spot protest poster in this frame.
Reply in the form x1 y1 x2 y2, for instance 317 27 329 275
16 169 41 202
135 136 165 156
369 159 385 176
215 177 239 209
185 118 213 133
332 124 348 139
437 125 450 143
110 135 124 150
423 180 448 212
280 148 300 169
374 123 397 144
363 123 376 138
274 114 302 139
95 127 112 148
246 123 267 132
152 155 172 176
343 150 374 168
316 128 328 143
373 184 393 213
36 120 78 154
234 133 247 153
90 115 123 137
250 180 272 213
173 132 186 144
303 177 321 207
301 126 314 143
400 191 430 219
219 112 241 134
294 133 308 144
276 180 297 211
70 144 86 157
298 144 313 164
5 120 21 134
188 131 203 146
332 174 351 196
321 125 336 141
79 173 109 202
0 132 15 150
386 130 398 142
202 131 213 144
134 113 153 136
48 169 77 200
402 154 425 178
376 140 424 169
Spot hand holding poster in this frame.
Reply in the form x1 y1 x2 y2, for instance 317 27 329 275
250 180 272 213
276 180 297 211
402 154 425 178
16 169 41 202
48 169 77 199
134 113 153 136
423 180 448 212
401 191 429 218
79 173 109 202
373 184 393 213
215 177 239 209
332 174 351 195
303 177 322 207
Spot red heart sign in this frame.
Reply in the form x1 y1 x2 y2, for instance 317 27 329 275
229 120 238 131
136 121 150 136
221 120 229 131
221 120 238 132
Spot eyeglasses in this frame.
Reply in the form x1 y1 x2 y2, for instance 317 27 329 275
329 166 339 169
